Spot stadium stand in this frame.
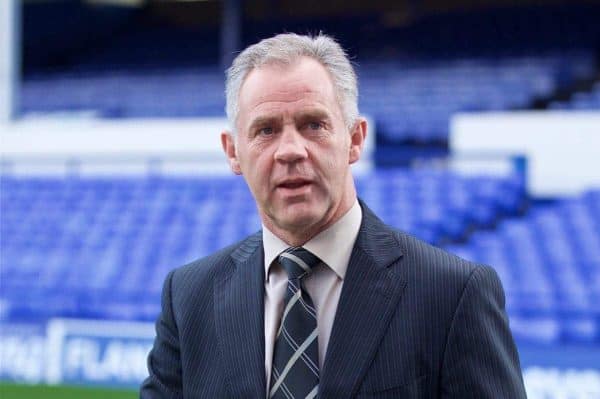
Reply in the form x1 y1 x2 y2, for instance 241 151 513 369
445 190 600 345
3 0 600 394
22 53 594 143
2 172 599 346
19 2 600 146
549 81 600 110
21 53 595 142
358 53 595 143
0 171 525 321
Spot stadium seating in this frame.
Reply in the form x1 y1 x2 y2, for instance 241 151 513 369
0 171 525 323
357 53 595 142
20 1 600 147
549 81 600 110
444 190 600 345
4 172 599 345
20 52 596 142
10 1 600 348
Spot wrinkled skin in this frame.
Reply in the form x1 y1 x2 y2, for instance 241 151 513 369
221 57 367 246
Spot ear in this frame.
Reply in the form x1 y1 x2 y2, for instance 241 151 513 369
221 131 242 175
348 118 367 164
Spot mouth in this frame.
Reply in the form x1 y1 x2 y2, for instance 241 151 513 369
276 178 313 192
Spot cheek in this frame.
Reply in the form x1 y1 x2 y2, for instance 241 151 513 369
245 154 271 187
323 157 339 175
239 145 260 169
327 144 350 169
315 149 348 188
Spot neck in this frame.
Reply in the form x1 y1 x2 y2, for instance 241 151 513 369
269 224 327 248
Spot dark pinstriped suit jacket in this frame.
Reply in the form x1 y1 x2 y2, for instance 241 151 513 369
140 202 527 398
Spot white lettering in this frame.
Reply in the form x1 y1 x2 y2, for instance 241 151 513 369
62 338 151 382
63 338 101 379
0 336 46 383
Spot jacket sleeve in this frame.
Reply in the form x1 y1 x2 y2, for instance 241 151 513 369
440 265 528 398
140 270 184 399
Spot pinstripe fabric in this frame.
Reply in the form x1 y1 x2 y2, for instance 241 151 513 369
140 200 527 399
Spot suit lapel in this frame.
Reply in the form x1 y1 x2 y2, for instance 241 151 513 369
214 233 266 399
320 204 407 398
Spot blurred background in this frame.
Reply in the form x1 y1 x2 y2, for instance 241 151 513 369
1 0 599 397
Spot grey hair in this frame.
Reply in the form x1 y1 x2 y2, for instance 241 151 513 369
225 33 359 132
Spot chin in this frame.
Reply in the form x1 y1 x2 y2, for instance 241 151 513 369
264 196 335 232
276 207 325 231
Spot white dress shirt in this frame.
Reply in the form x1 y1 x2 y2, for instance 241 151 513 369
262 200 362 387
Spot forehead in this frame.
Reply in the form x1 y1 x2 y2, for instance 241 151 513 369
237 57 340 126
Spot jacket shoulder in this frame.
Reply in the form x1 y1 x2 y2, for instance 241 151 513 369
359 200 485 283
391 229 497 293
170 231 262 289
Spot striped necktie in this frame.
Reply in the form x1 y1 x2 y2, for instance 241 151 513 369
269 247 321 399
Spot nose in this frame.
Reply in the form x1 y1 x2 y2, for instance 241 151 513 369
274 126 308 164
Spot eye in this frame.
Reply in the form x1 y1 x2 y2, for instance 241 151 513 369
257 126 274 136
307 121 324 131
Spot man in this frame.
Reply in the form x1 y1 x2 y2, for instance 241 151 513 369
140 33 527 398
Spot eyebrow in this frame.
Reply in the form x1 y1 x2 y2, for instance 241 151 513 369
294 109 331 124
246 109 331 132
247 116 282 132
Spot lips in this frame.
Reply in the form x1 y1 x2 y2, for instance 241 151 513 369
276 178 312 190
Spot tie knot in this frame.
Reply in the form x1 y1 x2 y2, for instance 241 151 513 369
278 247 321 280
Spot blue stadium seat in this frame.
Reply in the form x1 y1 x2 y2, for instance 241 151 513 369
2 173 598 344
444 189 600 344
21 52 597 142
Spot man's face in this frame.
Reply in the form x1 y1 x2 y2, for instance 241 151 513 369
222 57 366 242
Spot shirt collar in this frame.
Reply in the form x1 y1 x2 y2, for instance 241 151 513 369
263 199 362 281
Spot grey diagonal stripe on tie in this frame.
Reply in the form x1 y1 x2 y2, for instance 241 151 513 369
271 368 295 399
305 386 319 399
277 290 302 337
287 280 316 316
269 328 318 398
281 326 319 375
279 252 311 273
